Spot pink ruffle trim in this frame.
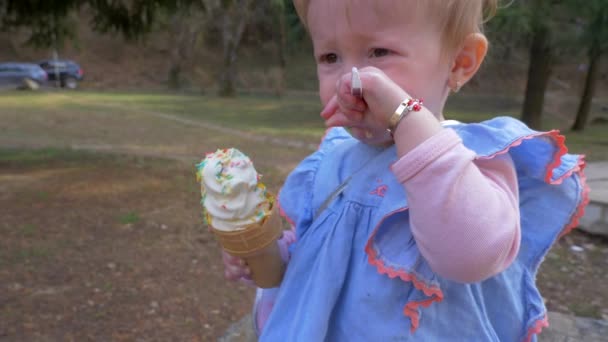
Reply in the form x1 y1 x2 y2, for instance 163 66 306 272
475 130 589 341
478 130 590 238
525 158 589 341
365 129 590 338
479 129 591 236
524 314 549 342
365 208 444 333
478 129 573 185
559 155 590 237
276 198 295 228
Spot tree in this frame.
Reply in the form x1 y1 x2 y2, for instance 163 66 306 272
570 0 608 131
165 4 204 90
273 0 288 96
272 0 309 95
202 0 255 97
520 0 554 130
1 0 293 96
0 0 182 46
489 0 568 130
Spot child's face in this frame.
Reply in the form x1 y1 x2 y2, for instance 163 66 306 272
308 0 452 117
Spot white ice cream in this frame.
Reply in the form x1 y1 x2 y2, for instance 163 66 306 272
196 148 272 231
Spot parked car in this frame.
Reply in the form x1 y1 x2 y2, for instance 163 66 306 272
38 59 83 89
0 62 47 90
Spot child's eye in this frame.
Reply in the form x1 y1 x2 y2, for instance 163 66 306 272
369 48 390 58
319 53 338 64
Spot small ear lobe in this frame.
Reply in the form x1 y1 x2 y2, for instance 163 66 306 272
449 33 488 90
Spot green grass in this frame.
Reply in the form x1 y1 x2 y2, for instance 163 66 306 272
104 281 114 291
1 306 12 321
36 191 50 200
0 91 326 143
0 147 178 171
20 224 37 237
560 124 608 160
87 91 325 141
119 211 140 225
0 148 112 171
1 90 606 160
8 246 52 264
569 302 603 319
0 148 91 164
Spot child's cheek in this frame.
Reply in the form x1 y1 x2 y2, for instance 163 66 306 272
318 82 335 107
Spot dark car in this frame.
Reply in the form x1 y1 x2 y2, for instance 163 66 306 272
0 62 47 90
39 59 83 89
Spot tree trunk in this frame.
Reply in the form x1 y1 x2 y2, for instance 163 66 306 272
168 63 182 90
218 23 238 97
275 6 287 97
168 13 184 90
8 36 21 56
218 1 252 97
167 9 200 90
571 48 600 131
52 48 61 88
521 22 552 130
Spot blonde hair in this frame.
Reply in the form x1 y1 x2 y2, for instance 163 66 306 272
294 0 497 55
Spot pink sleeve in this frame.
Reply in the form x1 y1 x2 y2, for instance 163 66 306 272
391 128 521 283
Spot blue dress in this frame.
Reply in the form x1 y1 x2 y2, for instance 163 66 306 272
259 117 588 341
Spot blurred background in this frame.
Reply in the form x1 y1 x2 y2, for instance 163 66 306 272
1 0 607 341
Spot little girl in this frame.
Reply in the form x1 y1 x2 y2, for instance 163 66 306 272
222 0 589 340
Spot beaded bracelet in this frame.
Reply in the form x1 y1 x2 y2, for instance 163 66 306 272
387 98 423 136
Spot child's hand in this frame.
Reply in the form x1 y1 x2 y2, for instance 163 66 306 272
222 250 253 284
320 67 409 142
221 229 295 287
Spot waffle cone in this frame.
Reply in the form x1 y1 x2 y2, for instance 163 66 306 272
211 205 285 288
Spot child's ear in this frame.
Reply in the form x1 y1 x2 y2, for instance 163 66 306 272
448 33 488 92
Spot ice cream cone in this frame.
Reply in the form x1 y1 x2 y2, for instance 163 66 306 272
211 205 285 288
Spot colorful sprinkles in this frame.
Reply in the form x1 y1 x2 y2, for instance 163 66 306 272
196 148 273 230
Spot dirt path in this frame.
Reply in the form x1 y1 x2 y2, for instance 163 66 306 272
0 154 258 341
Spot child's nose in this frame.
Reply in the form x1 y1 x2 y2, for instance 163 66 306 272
345 62 363 73
343 57 364 74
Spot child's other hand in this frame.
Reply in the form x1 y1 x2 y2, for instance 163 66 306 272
222 250 253 284
321 67 408 139
321 77 368 127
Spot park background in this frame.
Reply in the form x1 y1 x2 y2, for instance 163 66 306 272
1 0 607 340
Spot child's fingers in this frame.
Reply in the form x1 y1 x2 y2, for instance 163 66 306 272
320 95 339 120
335 76 367 124
222 250 252 281
336 87 366 120
223 263 251 281
322 94 365 125
222 250 243 266
324 111 349 127
322 95 364 123
325 110 362 128
224 263 251 280
337 75 367 112
337 99 364 122
338 107 364 124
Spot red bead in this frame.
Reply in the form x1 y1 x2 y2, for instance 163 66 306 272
413 104 421 111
